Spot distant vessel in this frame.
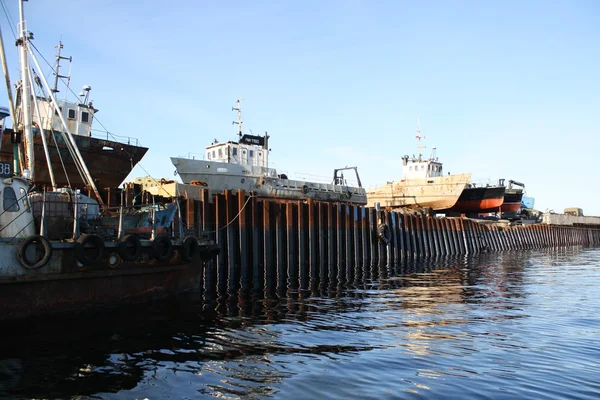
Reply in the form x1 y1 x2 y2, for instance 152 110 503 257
500 179 525 213
171 99 367 204
0 42 148 190
366 131 471 210
444 183 506 214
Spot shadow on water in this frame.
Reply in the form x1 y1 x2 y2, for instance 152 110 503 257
0 246 592 399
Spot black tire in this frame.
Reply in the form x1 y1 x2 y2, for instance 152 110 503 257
339 193 348 202
74 234 104 265
199 243 221 261
118 234 142 262
377 223 391 244
181 236 199 262
152 236 173 261
302 185 309 194
17 235 53 270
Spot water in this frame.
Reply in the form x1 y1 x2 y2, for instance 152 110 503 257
1 248 600 399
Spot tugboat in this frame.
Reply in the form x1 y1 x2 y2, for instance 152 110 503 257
0 0 219 321
366 128 471 210
171 99 367 204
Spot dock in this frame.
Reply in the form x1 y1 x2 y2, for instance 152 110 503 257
135 186 600 295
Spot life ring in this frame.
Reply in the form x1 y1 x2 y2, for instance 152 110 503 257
118 234 142 262
181 236 199 262
377 223 391 244
339 192 348 202
152 236 173 261
17 235 53 270
74 234 105 265
301 185 309 194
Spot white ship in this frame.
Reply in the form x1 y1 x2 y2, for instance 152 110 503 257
366 131 471 210
171 99 367 204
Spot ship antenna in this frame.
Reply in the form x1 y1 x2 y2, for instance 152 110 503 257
232 98 244 140
415 119 425 158
51 41 71 93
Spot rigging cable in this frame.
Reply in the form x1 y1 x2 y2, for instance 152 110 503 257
29 41 140 146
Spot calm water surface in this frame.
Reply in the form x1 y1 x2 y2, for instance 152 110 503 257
1 247 599 399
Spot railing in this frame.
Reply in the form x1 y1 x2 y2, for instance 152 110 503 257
89 128 142 147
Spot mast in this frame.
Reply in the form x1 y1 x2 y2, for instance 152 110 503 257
52 41 71 93
415 120 425 159
17 0 34 178
232 98 244 140
0 25 17 159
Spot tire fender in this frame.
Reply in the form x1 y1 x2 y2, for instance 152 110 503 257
17 235 53 270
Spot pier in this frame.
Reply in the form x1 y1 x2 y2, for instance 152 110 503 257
159 189 600 294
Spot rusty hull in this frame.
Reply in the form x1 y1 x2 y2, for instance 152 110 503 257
0 242 218 321
0 130 148 189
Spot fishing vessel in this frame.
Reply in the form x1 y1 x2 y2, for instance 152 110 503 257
500 179 525 213
171 99 367 204
443 183 506 214
366 132 471 210
0 1 218 321
0 41 148 190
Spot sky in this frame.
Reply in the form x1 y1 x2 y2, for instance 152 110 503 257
0 0 599 214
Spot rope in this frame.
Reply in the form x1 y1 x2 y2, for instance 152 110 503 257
204 193 255 234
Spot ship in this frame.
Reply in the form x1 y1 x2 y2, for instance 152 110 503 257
366 132 471 210
443 183 506 214
171 99 367 204
0 41 148 190
500 179 525 213
0 0 219 321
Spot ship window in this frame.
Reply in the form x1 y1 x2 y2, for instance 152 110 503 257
232 147 238 156
218 148 222 157
3 187 19 212
212 150 215 158
421 165 425 170
81 111 89 123
249 150 254 157
409 166 413 171
207 152 211 160
67 109 76 120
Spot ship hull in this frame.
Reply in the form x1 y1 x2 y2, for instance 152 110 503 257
171 157 368 204
0 238 219 321
446 186 506 213
365 173 472 210
1 130 148 189
501 189 524 213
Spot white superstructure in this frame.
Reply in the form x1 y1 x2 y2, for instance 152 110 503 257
171 100 367 204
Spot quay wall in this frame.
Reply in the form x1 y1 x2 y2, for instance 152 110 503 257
542 213 600 226
174 190 600 293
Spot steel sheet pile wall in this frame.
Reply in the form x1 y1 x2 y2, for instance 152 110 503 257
191 190 600 293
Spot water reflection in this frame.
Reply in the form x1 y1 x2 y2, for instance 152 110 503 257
0 246 597 399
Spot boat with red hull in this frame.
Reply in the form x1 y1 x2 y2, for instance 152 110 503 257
501 189 524 212
444 184 506 213
500 180 525 213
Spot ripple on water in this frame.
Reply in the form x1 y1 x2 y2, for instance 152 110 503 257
1 248 599 399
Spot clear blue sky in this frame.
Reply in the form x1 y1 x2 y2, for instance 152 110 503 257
1 1 599 214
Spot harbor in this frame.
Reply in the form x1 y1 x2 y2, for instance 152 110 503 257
0 0 599 398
